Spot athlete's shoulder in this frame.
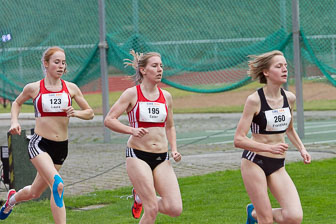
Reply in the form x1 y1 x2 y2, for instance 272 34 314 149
62 81 81 97
24 81 40 91
125 86 137 94
246 91 260 105
63 80 78 89
242 91 260 114
161 88 172 98
283 89 296 103
19 81 40 99
121 86 137 98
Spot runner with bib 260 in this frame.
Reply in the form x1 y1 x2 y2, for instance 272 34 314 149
234 50 311 224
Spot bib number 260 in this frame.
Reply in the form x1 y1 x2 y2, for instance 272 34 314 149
274 115 285 123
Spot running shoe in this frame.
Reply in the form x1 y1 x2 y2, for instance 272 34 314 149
246 203 258 224
131 188 142 219
0 189 17 220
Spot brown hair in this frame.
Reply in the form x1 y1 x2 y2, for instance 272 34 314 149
124 50 161 84
247 50 284 84
41 46 67 75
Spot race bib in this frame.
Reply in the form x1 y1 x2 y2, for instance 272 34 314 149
139 102 167 123
41 92 69 112
265 107 291 132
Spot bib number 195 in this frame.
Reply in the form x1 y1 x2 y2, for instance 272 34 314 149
148 107 160 114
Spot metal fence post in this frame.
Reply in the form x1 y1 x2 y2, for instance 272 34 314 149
292 0 304 138
98 0 111 143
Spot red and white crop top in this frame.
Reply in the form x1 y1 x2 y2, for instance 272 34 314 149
33 79 72 117
128 85 168 128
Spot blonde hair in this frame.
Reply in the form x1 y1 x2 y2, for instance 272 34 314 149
124 50 161 84
41 46 67 75
247 50 284 84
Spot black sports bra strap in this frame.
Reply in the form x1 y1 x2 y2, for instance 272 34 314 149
280 88 289 108
257 88 271 111
257 88 266 103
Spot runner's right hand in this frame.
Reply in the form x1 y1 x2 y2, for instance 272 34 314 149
131 128 149 138
270 143 288 155
9 122 21 135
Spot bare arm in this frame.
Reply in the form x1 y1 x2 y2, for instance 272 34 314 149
234 93 288 155
285 92 311 164
104 88 148 137
9 83 37 135
164 90 181 162
64 82 94 120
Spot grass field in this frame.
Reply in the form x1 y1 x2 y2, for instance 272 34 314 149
2 158 335 224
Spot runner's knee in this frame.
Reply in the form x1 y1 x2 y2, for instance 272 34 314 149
52 175 64 208
144 203 159 219
282 209 303 224
255 212 273 224
21 185 42 199
30 191 43 199
168 203 182 217
56 182 64 195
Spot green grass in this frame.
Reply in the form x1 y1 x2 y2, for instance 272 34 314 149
4 158 336 223
300 99 336 111
0 104 34 114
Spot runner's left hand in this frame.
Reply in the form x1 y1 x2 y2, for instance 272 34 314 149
63 106 76 117
172 151 182 162
300 149 311 164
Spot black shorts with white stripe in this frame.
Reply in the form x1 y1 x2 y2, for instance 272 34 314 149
126 147 169 171
28 133 68 165
242 150 285 176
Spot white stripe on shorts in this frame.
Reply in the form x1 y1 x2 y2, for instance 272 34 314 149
247 150 256 161
28 133 43 159
126 147 138 158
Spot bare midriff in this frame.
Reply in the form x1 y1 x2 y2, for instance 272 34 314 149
34 117 69 141
127 127 168 153
251 132 286 158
